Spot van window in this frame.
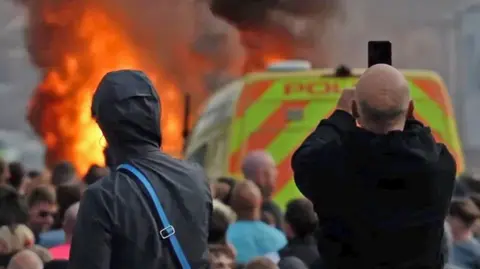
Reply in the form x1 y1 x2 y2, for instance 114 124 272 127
188 144 207 167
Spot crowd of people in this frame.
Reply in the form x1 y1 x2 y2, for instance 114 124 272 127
2 66 480 269
0 146 322 269
0 159 108 269
2 147 480 269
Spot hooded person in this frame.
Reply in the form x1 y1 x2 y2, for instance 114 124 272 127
68 70 212 269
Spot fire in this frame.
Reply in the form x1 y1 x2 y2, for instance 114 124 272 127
27 5 183 176
22 0 326 177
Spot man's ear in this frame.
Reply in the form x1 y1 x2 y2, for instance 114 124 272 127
352 100 359 118
407 100 414 118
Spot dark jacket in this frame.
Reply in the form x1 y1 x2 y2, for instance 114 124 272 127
279 235 319 267
292 110 456 269
68 70 212 269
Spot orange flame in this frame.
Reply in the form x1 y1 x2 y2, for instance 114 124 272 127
28 7 183 176
25 0 296 177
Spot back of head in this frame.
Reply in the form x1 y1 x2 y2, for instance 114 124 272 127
354 64 411 133
8 162 25 191
208 244 236 268
27 185 56 209
209 200 236 244
51 161 76 187
63 202 80 236
449 199 480 227
241 151 276 198
27 171 41 181
91 70 162 150
285 198 318 238
242 151 274 181
28 245 51 264
230 180 262 219
215 177 237 205
83 165 109 185
55 183 83 227
245 257 278 269
0 185 28 226
7 249 43 269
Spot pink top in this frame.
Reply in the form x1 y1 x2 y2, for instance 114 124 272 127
49 244 71 260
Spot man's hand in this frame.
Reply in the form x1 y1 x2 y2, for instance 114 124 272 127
336 88 355 114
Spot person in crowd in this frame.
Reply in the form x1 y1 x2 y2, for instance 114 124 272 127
69 70 212 269
50 182 84 231
210 202 235 244
49 202 78 260
279 198 319 267
0 224 35 265
0 185 28 227
242 151 282 230
27 171 41 182
244 257 278 269
7 162 27 195
278 256 308 269
447 199 480 269
83 165 109 186
227 180 286 264
0 158 10 186
0 224 35 268
25 171 52 196
208 244 236 269
50 162 76 187
292 64 456 269
215 177 237 205
27 185 57 242
6 249 43 269
210 180 237 230
261 212 276 227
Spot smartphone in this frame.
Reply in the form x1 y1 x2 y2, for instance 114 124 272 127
368 41 392 67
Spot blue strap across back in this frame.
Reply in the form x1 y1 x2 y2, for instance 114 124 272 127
117 164 191 269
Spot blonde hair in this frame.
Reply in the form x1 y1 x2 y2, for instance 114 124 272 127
213 199 236 223
0 225 34 254
28 245 52 263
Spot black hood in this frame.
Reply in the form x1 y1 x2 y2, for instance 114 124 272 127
92 70 161 160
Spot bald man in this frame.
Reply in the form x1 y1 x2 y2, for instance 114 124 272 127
7 249 43 269
242 151 283 229
227 181 287 264
292 64 456 269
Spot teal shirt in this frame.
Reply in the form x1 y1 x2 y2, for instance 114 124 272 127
227 220 287 264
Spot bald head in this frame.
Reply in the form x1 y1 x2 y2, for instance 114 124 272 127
230 180 262 218
242 151 275 180
63 202 79 237
241 151 277 198
355 64 411 132
7 249 43 269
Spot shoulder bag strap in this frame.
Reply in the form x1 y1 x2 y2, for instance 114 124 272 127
117 164 191 269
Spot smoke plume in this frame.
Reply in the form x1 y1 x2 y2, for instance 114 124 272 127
14 0 343 174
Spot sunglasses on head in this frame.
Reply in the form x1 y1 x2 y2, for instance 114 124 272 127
38 211 55 218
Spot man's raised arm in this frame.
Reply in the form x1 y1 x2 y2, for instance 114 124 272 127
291 90 357 200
